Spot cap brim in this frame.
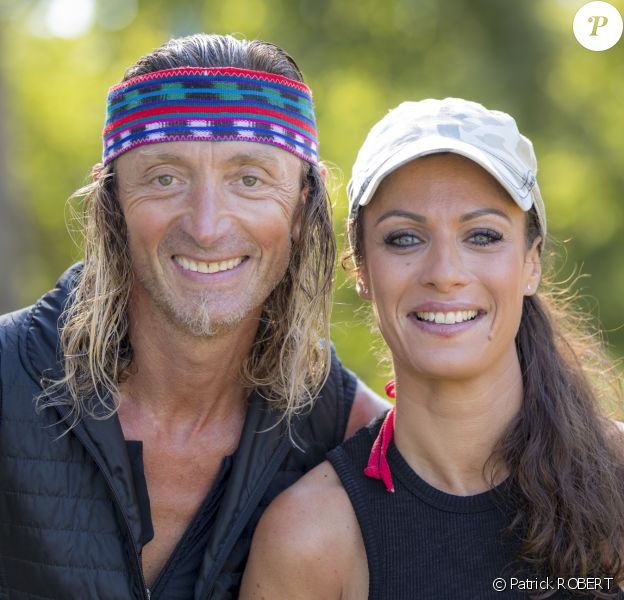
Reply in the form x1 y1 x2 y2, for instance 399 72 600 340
355 135 534 214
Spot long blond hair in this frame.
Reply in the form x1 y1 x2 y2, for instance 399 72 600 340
40 34 335 425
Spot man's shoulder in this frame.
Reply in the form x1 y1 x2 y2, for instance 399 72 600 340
0 263 81 378
319 343 358 403
310 347 389 443
295 345 358 447
0 305 33 349
0 263 80 332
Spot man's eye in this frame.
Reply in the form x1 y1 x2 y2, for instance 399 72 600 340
156 175 174 186
241 176 258 187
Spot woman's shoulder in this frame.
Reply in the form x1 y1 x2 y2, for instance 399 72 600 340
261 460 358 541
240 460 367 599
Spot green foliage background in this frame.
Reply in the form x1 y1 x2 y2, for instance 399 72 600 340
0 0 623 394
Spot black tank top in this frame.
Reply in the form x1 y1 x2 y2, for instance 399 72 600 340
328 417 619 600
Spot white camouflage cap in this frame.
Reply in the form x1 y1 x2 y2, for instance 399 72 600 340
347 98 546 237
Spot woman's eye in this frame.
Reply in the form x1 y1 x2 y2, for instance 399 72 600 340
156 175 174 186
241 175 258 187
469 229 503 246
384 232 421 247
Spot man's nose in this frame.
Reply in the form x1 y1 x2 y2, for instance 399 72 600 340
184 181 231 246
418 238 471 292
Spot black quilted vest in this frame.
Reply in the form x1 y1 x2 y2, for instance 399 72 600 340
0 265 355 599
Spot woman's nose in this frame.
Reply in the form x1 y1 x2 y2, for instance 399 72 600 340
418 239 471 292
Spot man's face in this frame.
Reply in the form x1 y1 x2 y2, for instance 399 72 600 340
115 140 306 337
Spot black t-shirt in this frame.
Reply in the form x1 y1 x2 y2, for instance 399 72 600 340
328 418 622 600
126 441 233 600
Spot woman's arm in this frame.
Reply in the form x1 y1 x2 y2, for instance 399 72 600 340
240 461 367 599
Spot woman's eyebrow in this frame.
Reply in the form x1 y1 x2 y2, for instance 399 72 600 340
459 208 512 223
375 210 426 225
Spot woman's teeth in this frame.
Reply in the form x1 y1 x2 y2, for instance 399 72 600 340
415 310 479 324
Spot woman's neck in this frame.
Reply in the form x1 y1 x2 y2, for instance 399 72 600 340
392 347 523 496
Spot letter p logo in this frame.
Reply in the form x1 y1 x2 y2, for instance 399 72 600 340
574 2 623 50
588 15 609 35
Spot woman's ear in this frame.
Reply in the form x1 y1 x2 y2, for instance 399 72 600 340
356 268 372 300
524 236 542 296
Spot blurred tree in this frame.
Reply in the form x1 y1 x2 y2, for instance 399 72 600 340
0 18 32 311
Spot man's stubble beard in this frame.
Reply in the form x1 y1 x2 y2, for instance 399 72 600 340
141 275 254 337
137 254 291 338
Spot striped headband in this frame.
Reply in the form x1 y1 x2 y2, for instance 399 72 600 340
102 66 318 165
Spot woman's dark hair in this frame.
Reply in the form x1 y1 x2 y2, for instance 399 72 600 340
495 207 624 593
345 185 624 593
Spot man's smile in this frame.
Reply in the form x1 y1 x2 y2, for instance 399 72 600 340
172 255 247 274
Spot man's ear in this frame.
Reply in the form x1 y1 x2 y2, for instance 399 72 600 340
292 161 317 243
523 236 542 296
291 185 307 243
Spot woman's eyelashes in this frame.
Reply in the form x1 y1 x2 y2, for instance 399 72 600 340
467 229 503 246
382 228 504 248
383 230 422 247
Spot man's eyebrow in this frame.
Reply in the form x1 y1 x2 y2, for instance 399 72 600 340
376 210 427 225
137 148 184 161
225 151 281 167
135 148 283 168
459 208 512 223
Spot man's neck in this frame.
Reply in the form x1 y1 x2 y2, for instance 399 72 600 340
117 297 261 435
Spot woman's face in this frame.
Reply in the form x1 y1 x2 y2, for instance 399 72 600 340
358 153 541 382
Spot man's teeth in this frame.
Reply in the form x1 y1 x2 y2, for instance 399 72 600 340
174 255 244 274
415 310 479 324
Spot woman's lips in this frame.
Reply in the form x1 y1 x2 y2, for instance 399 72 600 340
408 309 486 337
